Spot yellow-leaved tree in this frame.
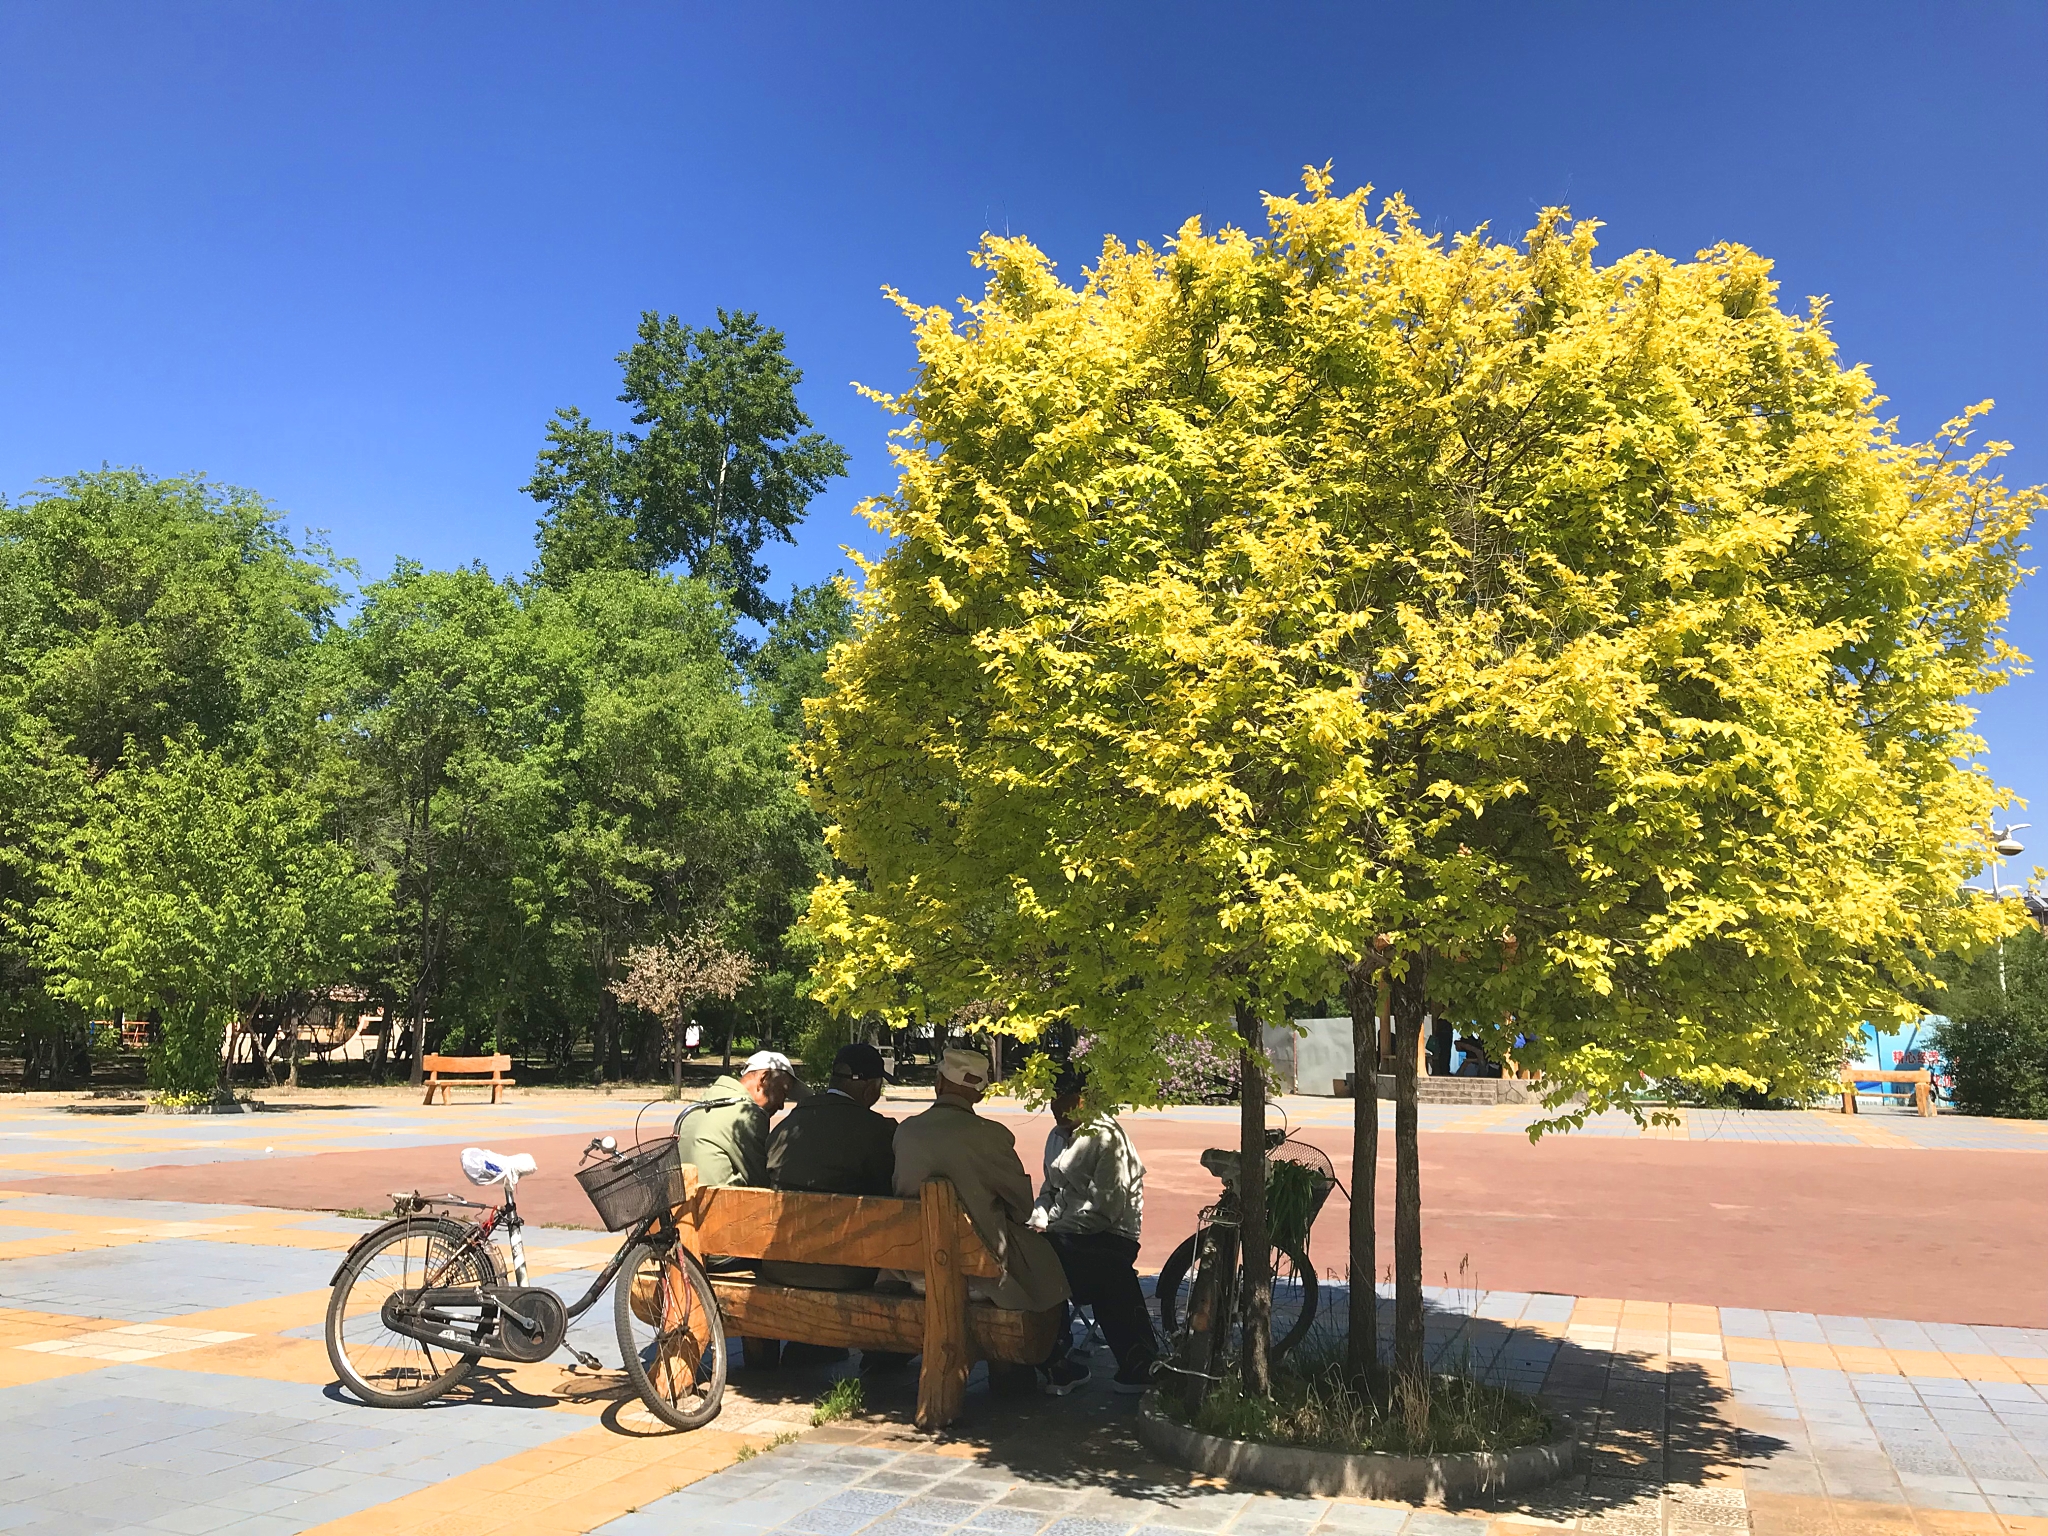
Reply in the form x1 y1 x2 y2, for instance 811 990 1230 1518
802 169 2035 1393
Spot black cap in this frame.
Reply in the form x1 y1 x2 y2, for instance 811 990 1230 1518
833 1042 891 1081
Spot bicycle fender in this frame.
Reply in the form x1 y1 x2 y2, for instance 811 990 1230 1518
328 1215 456 1287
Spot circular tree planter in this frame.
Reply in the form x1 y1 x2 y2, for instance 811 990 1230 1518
1137 1393 1574 1504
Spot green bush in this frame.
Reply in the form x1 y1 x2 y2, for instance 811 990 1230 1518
1934 926 2048 1119
151 1003 226 1096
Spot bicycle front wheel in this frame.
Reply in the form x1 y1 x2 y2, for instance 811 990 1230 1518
326 1217 498 1407
1269 1242 1319 1360
615 1240 726 1430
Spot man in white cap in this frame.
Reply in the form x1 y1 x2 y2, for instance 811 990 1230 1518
892 1048 1078 1390
673 1049 794 1188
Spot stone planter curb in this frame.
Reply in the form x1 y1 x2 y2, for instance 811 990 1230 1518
1136 1393 1573 1504
145 1100 265 1115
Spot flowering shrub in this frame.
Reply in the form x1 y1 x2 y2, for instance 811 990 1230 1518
1076 1025 1239 1105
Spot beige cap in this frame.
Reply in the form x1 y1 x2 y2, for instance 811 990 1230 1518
938 1048 991 1087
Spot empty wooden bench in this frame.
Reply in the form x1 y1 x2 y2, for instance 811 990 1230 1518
1839 1066 1934 1117
420 1053 516 1104
669 1166 1061 1430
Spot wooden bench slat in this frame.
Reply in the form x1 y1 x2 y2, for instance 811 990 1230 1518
674 1170 1054 1430
708 1279 1061 1364
678 1185 1003 1279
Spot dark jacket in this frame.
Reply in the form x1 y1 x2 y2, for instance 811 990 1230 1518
763 1089 898 1289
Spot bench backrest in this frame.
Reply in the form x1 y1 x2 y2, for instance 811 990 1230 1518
672 1172 1002 1280
422 1054 511 1074
1838 1067 1930 1085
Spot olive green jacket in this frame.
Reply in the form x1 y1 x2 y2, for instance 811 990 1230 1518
673 1075 767 1188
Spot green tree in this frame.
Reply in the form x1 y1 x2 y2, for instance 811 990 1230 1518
0 470 347 1081
1935 925 2048 1118
527 569 815 1078
37 740 387 1095
0 470 345 773
527 311 848 621
323 563 555 1083
747 578 857 737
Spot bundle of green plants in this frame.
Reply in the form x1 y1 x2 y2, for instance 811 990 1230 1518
1173 1342 1550 1458
1265 1157 1325 1257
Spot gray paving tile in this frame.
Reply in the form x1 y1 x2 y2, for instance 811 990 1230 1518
1043 1520 1138 1536
1310 1512 1408 1536
965 1510 1051 1534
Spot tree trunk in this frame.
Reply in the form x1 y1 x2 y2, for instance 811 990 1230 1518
596 991 620 1083
1344 963 1381 1384
1233 1000 1273 1397
1388 952 1429 1381
722 1010 736 1070
672 1011 686 1098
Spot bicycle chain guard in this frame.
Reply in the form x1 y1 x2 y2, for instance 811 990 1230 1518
380 1284 569 1364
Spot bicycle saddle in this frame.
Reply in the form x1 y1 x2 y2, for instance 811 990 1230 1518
460 1147 538 1186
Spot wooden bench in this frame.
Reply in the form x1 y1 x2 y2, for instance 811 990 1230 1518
669 1166 1061 1430
1839 1067 1934 1117
420 1053 516 1104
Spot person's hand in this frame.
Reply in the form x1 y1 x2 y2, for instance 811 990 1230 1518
1027 1208 1049 1232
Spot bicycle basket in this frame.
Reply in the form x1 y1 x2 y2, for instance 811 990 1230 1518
1267 1138 1336 1255
575 1136 679 1231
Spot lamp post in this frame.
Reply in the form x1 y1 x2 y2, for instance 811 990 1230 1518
1989 823 2030 996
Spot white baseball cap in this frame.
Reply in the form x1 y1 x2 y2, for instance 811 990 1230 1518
741 1050 793 1076
938 1048 991 1088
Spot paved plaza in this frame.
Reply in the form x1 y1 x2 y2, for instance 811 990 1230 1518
0 1090 2042 1535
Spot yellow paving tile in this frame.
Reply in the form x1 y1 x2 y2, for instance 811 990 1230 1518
168 1288 334 1335
1831 1345 1898 1374
1725 1338 1782 1364
1889 1348 1966 1379
0 1346 116 1386
296 1420 771 1536
1777 1341 1840 1369
137 1333 338 1384
1944 1352 2023 1383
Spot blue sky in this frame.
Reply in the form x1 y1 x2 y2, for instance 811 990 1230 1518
2 1 2042 866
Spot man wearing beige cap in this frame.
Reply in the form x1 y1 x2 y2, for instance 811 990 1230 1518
892 1048 1075 1385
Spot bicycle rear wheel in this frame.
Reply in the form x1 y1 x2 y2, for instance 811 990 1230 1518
1154 1233 1318 1360
326 1217 498 1407
615 1240 726 1430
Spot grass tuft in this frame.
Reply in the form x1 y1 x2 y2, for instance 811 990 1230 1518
1171 1335 1549 1458
812 1376 864 1425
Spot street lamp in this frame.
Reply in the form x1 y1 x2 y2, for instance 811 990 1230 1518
1988 823 2031 995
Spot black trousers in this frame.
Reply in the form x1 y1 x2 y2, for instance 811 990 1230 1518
1044 1230 1156 1370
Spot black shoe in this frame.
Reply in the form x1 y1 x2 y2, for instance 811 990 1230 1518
1039 1357 1089 1396
1112 1355 1161 1394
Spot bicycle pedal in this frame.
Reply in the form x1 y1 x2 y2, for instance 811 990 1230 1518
568 1349 604 1371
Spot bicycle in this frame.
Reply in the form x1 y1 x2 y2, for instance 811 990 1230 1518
324 1134 727 1430
1153 1127 1334 1366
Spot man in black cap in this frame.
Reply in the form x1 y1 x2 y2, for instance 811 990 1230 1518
763 1042 899 1291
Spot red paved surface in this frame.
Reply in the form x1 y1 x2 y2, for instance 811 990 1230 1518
8 1111 2040 1327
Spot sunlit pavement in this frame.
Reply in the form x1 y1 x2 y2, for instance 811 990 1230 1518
2 1090 2045 1534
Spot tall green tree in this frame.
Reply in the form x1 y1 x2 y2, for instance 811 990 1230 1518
0 471 346 1081
323 563 555 1082
1934 925 2048 1118
527 311 848 621
38 740 387 1095
528 569 815 1078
